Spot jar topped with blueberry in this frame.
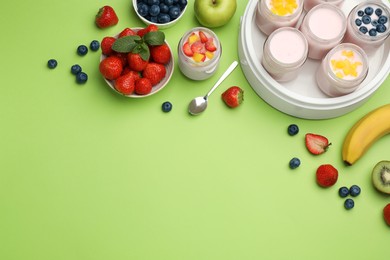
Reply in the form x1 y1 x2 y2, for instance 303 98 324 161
344 1 390 52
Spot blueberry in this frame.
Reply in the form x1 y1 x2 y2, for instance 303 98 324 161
355 18 362 26
47 59 57 69
362 15 371 24
168 5 181 19
76 72 88 84
369 28 377 36
364 7 374 16
376 24 387 33
162 101 173 112
164 0 173 5
138 3 149 17
71 64 82 75
77 45 88 56
344 198 355 210
378 15 388 25
149 4 160 16
287 124 299 136
147 0 159 5
178 0 187 9
289 157 301 169
375 8 383 17
173 0 179 3
158 13 171 23
90 40 100 51
359 26 368 34
349 185 361 197
357 10 364 17
371 20 378 27
159 3 169 13
149 16 158 23
338 187 349 198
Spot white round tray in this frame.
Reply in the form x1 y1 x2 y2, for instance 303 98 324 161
238 0 390 119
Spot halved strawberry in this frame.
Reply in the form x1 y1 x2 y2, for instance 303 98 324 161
205 39 217 52
316 164 338 187
305 133 331 155
384 203 390 226
199 30 208 43
191 41 206 54
183 42 193 57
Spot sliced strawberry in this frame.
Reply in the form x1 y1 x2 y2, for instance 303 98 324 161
305 133 331 155
183 42 193 57
190 41 206 54
205 39 217 52
199 30 208 43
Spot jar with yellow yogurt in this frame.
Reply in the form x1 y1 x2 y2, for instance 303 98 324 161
316 43 369 97
255 0 304 35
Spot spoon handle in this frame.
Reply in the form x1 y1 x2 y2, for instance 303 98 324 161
205 60 238 98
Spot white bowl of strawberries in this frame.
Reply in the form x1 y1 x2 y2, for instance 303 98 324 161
99 25 174 97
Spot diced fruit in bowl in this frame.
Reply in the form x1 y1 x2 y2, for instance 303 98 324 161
133 0 188 29
182 29 218 63
99 26 174 98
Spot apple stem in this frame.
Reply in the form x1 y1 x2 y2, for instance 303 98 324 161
212 0 216 5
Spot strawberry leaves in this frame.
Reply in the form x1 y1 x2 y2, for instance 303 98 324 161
112 31 165 61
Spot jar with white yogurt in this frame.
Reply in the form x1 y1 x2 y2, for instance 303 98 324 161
299 3 346 60
262 27 308 82
255 0 304 36
343 1 390 53
303 0 344 12
316 43 369 97
177 27 221 81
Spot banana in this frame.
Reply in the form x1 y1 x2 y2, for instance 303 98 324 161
342 104 390 166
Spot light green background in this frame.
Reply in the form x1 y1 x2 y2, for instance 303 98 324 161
1 0 390 259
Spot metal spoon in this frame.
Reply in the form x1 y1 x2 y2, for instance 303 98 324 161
188 60 238 115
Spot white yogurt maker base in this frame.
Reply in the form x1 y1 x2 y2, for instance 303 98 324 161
238 0 390 119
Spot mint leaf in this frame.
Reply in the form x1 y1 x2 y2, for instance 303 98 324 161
112 35 141 53
139 43 150 61
143 31 165 46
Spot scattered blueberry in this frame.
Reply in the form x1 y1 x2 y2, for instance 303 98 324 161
77 45 88 56
149 4 160 16
359 26 368 34
287 124 299 136
344 198 355 210
162 101 173 112
377 24 387 33
90 40 100 51
338 187 349 198
349 185 361 197
357 10 364 17
375 8 383 17
364 6 374 15
47 59 58 69
71 64 82 75
362 15 371 24
369 28 377 36
378 15 388 25
76 72 88 84
355 18 362 26
289 157 301 169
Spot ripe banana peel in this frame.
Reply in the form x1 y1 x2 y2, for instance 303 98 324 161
342 104 390 166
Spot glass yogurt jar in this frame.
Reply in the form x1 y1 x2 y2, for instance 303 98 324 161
343 1 390 53
316 43 369 97
178 27 221 81
303 0 344 12
299 3 347 60
262 27 308 82
255 0 304 36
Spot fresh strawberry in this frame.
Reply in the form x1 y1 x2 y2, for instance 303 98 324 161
384 203 390 226
316 164 338 187
135 78 153 95
137 24 159 37
191 41 206 54
183 42 193 57
95 6 119 29
199 30 208 43
115 72 136 95
142 62 166 86
99 56 123 80
119 27 136 38
305 133 331 155
150 44 171 64
127 53 149 71
221 86 244 108
101 36 116 56
205 39 217 52
114 52 128 66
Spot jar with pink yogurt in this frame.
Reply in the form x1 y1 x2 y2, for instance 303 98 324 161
299 3 346 60
304 0 345 12
262 27 308 82
255 0 304 36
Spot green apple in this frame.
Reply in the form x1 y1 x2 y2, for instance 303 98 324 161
194 0 237 28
